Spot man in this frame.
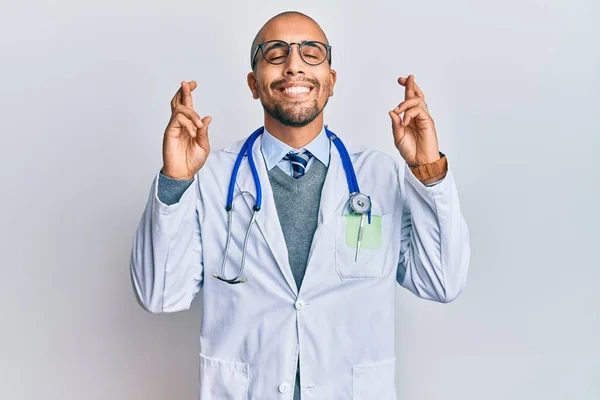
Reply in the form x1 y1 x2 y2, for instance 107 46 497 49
130 10 470 400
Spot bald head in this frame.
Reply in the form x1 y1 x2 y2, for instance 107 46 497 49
250 11 330 70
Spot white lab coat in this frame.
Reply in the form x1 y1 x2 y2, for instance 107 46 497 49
130 133 470 400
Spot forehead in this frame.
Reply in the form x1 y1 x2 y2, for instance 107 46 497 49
259 15 327 43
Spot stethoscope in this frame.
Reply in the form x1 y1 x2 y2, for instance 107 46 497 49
212 126 372 284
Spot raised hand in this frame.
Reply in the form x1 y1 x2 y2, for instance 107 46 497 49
389 75 440 167
161 81 212 180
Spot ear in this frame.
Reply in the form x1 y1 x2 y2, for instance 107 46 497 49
328 69 337 97
247 72 260 99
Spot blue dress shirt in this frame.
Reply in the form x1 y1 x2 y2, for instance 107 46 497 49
260 126 330 176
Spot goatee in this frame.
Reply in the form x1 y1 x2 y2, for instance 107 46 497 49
261 98 327 127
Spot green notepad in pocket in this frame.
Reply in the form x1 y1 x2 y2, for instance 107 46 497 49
344 214 383 249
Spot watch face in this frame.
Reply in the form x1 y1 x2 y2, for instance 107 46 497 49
350 193 371 214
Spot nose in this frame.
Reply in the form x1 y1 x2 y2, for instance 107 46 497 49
282 43 305 76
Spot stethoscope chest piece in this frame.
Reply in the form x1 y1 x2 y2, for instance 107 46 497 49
349 192 371 214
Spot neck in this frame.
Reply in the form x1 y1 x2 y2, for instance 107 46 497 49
263 113 324 149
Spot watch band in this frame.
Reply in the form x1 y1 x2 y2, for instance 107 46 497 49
410 152 448 181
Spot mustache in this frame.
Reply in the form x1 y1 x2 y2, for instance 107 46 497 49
270 77 321 90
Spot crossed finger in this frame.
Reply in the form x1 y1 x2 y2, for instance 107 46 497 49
393 97 428 115
398 75 425 101
170 80 197 111
401 104 431 127
172 104 204 132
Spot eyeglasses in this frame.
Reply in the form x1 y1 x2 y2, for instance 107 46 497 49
251 40 332 69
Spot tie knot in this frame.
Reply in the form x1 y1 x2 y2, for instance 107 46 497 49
283 150 313 179
284 149 312 163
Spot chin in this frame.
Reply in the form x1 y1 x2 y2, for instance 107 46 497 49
262 98 323 127
280 118 315 128
280 108 322 127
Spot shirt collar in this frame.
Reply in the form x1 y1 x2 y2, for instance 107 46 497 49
260 126 331 171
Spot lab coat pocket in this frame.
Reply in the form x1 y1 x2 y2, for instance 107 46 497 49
335 213 389 280
352 358 396 400
199 353 249 400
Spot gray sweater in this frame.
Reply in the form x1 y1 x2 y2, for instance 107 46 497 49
267 160 327 289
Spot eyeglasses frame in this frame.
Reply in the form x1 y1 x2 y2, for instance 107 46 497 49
251 40 332 70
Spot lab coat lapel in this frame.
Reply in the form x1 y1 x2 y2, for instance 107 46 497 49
304 141 348 273
235 134 298 295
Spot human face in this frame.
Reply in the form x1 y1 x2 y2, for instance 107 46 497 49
247 16 336 128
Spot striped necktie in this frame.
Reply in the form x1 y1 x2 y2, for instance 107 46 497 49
283 150 313 179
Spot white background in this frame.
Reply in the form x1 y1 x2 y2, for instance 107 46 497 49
1 0 598 398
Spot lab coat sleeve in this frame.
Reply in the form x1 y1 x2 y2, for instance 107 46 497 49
130 171 204 313
396 162 470 303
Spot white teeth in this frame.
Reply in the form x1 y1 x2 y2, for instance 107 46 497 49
283 86 310 94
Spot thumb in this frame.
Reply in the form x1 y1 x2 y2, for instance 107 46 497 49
389 110 405 148
389 110 402 129
195 116 212 149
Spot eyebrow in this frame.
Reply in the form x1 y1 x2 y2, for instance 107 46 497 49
263 41 288 51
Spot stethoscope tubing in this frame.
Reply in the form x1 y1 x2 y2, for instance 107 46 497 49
217 126 367 284
327 130 360 194
226 127 264 211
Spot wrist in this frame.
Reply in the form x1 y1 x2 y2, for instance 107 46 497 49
160 168 194 181
409 152 448 183
412 151 442 167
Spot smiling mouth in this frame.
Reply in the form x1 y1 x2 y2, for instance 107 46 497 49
278 86 314 96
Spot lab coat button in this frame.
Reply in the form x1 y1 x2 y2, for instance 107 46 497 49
295 300 305 310
278 382 290 393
